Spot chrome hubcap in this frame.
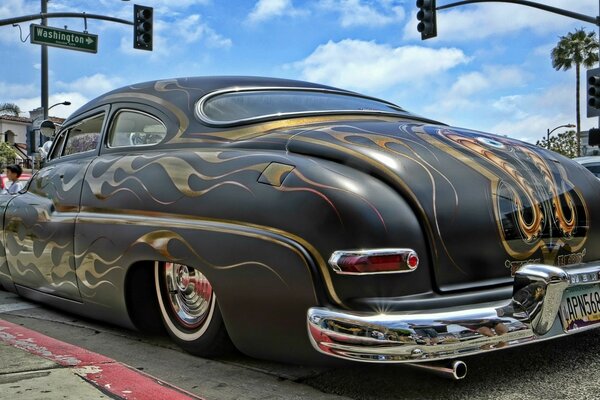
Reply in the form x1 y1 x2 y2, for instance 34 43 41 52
164 262 213 329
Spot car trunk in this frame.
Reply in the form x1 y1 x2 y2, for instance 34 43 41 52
285 118 600 292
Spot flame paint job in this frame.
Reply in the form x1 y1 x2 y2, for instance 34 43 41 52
1 76 599 364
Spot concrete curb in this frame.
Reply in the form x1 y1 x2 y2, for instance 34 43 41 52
0 318 203 400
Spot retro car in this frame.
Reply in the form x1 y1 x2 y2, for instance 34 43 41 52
1 76 599 379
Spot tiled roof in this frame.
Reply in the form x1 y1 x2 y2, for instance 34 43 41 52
0 115 66 124
49 116 66 124
0 115 31 123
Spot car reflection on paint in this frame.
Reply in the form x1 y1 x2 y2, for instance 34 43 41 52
1 76 600 379
573 156 600 179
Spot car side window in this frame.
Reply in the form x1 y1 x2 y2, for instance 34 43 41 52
108 110 167 148
62 114 104 156
48 131 67 160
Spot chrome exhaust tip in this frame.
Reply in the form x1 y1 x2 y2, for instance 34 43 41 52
407 360 467 380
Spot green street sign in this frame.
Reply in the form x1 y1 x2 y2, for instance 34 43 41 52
30 24 98 54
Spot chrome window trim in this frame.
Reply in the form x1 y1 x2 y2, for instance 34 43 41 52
195 86 408 127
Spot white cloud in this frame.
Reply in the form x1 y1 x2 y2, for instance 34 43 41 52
450 72 489 97
8 74 125 119
174 15 232 48
0 0 29 19
428 65 528 117
440 83 594 143
48 0 211 14
0 81 37 99
55 74 125 98
119 15 231 59
9 92 86 119
0 0 37 45
145 0 211 11
247 0 307 23
290 39 469 92
318 0 405 27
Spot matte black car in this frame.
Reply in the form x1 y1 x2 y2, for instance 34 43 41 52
1 76 599 379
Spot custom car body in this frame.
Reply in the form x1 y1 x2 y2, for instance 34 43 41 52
1 76 600 373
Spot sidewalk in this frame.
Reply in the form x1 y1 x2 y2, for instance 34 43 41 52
0 319 202 400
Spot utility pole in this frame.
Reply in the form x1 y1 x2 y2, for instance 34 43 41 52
41 0 48 121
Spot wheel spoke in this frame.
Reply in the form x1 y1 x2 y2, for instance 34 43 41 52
163 262 213 329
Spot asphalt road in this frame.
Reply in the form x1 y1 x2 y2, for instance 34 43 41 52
2 286 600 400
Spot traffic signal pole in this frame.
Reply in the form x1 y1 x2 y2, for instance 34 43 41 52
436 0 599 25
1 4 152 157
420 1 599 41
423 0 600 155
41 0 48 120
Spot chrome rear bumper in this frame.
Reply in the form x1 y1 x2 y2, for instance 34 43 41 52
307 263 600 363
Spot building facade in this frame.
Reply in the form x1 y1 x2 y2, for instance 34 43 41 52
0 110 64 168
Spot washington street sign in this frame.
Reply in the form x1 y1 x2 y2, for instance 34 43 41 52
30 24 98 53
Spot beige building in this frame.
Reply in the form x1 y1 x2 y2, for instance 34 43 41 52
0 110 65 167
0 115 31 166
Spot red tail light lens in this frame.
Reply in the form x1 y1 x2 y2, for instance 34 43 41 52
329 249 419 275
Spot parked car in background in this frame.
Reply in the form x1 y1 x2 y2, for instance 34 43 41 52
1 76 599 380
574 156 600 179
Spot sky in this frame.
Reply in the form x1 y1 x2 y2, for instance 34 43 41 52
1 0 599 144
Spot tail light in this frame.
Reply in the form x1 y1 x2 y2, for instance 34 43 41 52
328 249 419 275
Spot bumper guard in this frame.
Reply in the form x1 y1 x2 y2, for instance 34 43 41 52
307 263 600 362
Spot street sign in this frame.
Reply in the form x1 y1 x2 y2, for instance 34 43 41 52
30 24 98 54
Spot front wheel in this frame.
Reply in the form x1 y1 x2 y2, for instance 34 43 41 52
154 262 232 356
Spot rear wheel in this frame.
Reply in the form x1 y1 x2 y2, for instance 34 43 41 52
154 262 232 356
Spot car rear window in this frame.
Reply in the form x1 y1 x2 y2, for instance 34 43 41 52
196 89 407 125
108 110 167 148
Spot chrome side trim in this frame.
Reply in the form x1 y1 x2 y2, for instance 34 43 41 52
307 262 600 363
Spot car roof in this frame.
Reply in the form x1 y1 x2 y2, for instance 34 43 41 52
64 76 400 123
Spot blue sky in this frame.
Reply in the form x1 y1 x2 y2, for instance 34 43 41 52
1 0 599 144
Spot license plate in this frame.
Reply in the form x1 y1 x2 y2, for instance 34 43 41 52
559 284 600 332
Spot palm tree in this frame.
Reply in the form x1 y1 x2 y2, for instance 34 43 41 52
0 102 21 116
551 28 599 156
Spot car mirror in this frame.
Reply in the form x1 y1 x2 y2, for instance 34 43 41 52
39 120 57 138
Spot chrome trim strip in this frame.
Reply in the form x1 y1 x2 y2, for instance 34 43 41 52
194 86 408 127
328 248 418 275
307 262 600 363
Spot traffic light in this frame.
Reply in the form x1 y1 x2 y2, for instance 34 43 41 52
133 4 153 51
589 128 600 147
587 67 600 117
416 0 437 40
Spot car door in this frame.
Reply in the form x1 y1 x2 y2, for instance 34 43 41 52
4 109 106 301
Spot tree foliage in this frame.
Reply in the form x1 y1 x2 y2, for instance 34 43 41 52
551 28 599 156
536 130 578 158
0 103 21 116
0 142 18 168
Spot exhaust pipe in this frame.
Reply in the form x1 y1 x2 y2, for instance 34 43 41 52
406 360 467 380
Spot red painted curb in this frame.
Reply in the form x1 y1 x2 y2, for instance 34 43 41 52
0 319 204 400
